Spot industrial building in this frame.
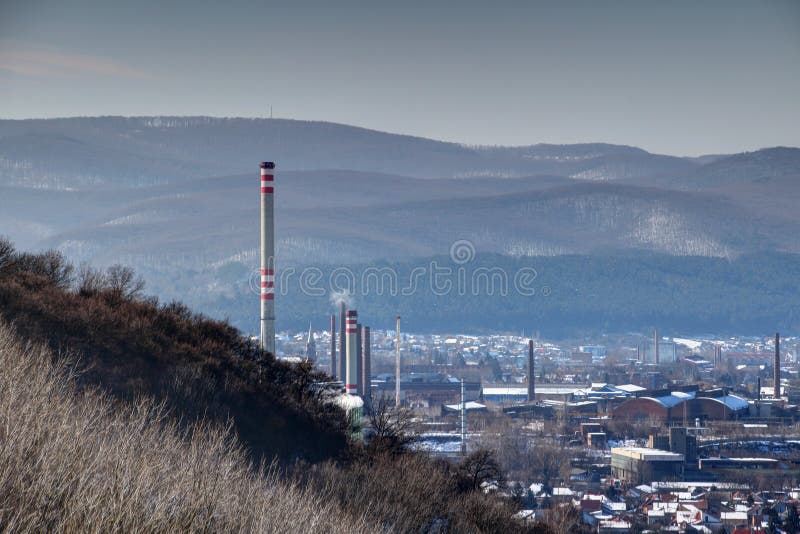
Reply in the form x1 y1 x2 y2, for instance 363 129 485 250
613 387 749 422
373 373 480 407
611 447 684 484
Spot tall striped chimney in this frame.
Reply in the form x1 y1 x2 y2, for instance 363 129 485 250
362 326 371 402
338 302 346 383
345 310 358 395
260 162 275 354
775 332 781 399
527 339 535 402
330 314 337 378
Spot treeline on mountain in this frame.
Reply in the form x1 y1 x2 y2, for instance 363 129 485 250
222 250 800 336
0 237 348 463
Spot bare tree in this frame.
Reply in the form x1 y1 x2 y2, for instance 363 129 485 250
457 448 505 492
365 395 418 454
539 504 581 534
76 262 108 296
529 442 571 493
106 264 145 300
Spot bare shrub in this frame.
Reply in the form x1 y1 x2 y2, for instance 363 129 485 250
0 320 372 533
76 262 108 296
301 449 532 533
366 395 419 455
0 237 14 272
14 250 74 288
106 264 145 300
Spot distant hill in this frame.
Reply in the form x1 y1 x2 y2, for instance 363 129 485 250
193 251 800 338
0 116 700 187
636 146 800 190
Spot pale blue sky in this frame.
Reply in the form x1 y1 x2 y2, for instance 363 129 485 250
1 0 798 155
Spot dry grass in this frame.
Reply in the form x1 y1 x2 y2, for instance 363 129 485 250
0 320 373 533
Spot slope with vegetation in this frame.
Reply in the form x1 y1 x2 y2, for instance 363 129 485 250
0 237 349 463
0 319 372 532
0 239 551 533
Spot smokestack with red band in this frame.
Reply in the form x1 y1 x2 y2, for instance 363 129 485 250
345 310 358 395
260 162 275 354
330 314 337 378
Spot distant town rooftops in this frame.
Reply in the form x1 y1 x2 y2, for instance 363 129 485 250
615 384 647 393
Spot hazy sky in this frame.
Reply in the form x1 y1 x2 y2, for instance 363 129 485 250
1 0 798 155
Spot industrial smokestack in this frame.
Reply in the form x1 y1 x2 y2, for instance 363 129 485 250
345 310 358 395
654 329 659 365
527 340 535 402
460 378 467 455
260 162 275 354
330 315 337 378
362 326 371 402
757 376 761 402
356 322 363 395
395 316 401 407
338 302 346 384
775 332 781 399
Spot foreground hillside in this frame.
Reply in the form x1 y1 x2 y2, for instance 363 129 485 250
0 241 543 533
0 320 372 532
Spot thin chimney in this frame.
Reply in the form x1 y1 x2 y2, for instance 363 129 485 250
395 316 401 407
460 378 467 455
362 326 371 402
345 310 358 395
775 332 781 399
654 328 659 365
356 322 363 395
527 339 535 402
329 314 337 378
259 162 275 354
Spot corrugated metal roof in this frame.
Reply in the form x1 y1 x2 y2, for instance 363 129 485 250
644 390 696 408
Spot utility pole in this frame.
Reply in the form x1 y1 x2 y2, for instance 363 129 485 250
461 378 467 456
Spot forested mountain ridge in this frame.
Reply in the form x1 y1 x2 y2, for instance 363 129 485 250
2 116 798 335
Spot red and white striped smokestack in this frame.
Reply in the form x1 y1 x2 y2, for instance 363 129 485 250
260 162 275 354
345 310 358 395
